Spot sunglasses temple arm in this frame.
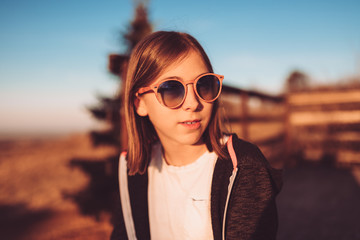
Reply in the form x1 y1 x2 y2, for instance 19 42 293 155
136 86 153 96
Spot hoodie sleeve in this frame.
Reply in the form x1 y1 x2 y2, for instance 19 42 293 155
225 134 283 240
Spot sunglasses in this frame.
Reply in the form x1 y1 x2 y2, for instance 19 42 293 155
136 73 224 108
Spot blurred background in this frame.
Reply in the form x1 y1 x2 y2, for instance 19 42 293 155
1 0 360 239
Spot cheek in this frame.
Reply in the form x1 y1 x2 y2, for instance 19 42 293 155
202 103 215 129
203 102 214 117
143 94 161 112
144 96 174 123
148 108 172 124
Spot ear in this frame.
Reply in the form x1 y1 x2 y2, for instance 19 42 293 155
134 96 148 116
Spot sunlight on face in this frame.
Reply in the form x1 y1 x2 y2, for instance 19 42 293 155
136 50 213 148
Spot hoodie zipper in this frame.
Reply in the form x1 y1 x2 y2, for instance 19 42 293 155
222 168 238 240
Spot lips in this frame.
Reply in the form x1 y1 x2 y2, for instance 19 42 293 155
179 119 201 129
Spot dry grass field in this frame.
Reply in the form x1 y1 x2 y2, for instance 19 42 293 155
0 133 117 240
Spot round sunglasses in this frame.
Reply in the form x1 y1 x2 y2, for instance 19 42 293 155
136 73 224 108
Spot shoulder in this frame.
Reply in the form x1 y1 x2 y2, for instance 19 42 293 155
227 133 283 193
228 134 268 168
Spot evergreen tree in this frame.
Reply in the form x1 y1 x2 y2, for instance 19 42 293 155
88 2 152 151
284 70 310 93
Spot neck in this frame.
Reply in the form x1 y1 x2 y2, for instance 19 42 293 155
161 141 208 166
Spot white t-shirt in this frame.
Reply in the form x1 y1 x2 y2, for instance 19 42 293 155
148 142 217 240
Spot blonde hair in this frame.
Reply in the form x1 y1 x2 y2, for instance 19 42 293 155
124 31 227 175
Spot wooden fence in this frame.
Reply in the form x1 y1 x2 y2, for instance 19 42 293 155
221 85 360 168
286 88 360 167
220 85 286 168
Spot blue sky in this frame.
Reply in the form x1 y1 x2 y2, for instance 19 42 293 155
0 0 359 136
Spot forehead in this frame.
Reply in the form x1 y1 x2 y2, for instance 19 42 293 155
155 50 209 82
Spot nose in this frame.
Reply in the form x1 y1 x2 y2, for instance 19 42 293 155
181 83 201 111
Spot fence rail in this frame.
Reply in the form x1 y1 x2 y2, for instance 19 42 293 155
221 85 360 168
221 85 286 168
286 88 360 166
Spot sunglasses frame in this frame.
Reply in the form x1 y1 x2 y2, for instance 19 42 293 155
136 73 224 108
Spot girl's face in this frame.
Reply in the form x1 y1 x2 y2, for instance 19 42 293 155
135 50 213 148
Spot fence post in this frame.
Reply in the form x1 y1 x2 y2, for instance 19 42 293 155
241 92 249 140
284 93 294 166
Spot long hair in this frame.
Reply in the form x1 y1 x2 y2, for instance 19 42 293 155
124 31 227 175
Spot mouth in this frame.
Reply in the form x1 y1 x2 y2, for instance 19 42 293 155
179 119 201 129
182 120 199 124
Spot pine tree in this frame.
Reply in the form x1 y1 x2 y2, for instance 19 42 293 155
284 70 310 93
88 2 152 151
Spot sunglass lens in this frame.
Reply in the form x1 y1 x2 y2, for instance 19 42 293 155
196 75 220 101
158 80 185 107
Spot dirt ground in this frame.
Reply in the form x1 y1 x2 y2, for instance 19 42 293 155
277 162 360 240
0 134 117 240
1 133 360 239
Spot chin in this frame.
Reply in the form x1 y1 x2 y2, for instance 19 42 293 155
177 133 204 146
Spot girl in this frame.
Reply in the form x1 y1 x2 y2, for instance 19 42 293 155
111 31 282 240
